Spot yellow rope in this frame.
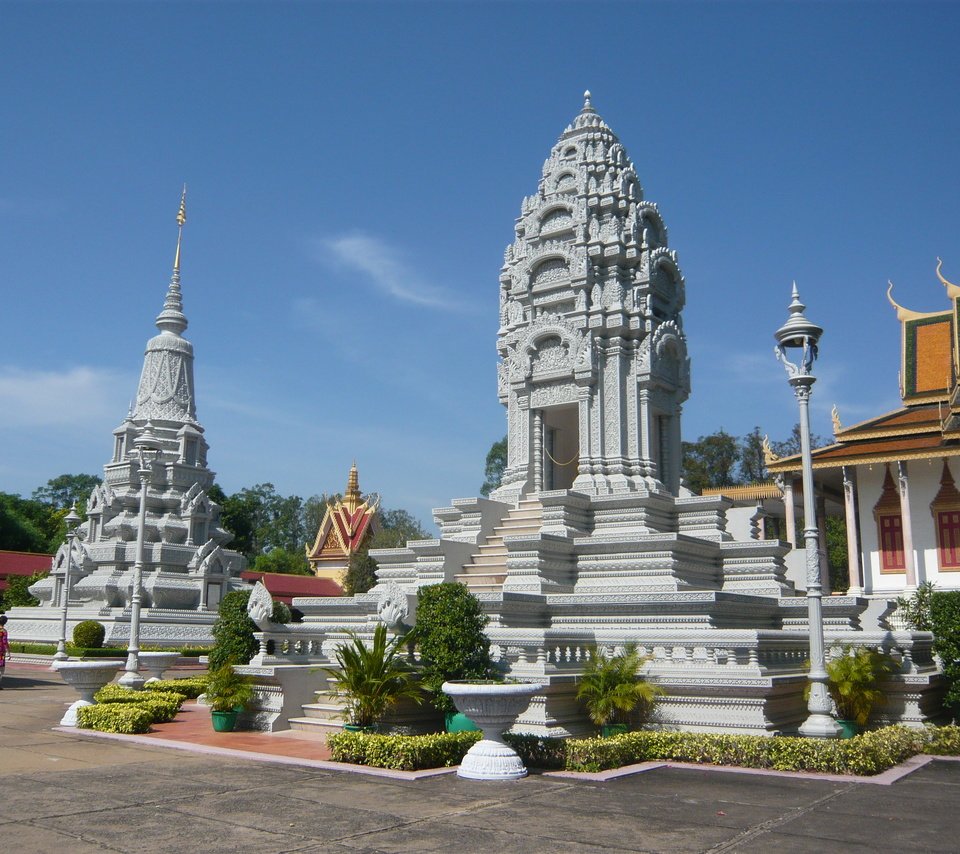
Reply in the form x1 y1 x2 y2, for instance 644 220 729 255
543 445 579 467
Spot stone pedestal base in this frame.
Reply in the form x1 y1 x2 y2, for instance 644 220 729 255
458 739 528 781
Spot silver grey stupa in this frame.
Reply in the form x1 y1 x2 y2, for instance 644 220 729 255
242 94 943 736
7 192 246 647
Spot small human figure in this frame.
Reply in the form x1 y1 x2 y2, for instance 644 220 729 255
0 615 9 688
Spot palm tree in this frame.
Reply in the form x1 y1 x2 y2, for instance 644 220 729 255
322 624 422 728
576 645 662 729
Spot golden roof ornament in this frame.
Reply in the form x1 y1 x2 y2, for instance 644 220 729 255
831 404 842 436
762 434 779 465
344 461 361 512
937 257 960 300
173 184 187 272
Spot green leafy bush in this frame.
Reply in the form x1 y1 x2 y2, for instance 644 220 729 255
896 581 936 631
144 676 208 699
204 665 254 712
931 590 960 720
924 724 960 755
72 620 106 649
77 704 153 734
325 724 960 774
322 624 422 727
93 685 185 723
0 570 46 611
816 647 898 726
209 589 290 671
416 583 491 713
327 730 482 770
576 645 662 728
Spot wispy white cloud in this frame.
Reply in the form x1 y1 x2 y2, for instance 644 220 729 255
312 233 462 311
0 366 129 427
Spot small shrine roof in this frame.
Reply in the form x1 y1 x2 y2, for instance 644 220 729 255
240 571 341 604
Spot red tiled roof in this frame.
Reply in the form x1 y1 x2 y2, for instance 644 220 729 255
0 550 53 577
240 571 341 604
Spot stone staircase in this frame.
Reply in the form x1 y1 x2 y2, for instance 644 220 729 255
454 498 543 592
287 672 442 735
287 672 346 736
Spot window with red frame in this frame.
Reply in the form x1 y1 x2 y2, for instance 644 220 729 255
937 510 960 570
878 513 906 572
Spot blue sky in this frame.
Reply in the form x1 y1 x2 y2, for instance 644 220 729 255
2 1 959 530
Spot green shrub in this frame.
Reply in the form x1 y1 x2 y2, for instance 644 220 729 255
576 645 662 728
204 665 254 712
324 724 960 774
93 685 185 723
77 704 153 734
896 581 936 631
416 583 492 713
72 620 106 649
209 589 290 671
924 724 960 755
931 590 960 721
327 731 482 770
144 676 208 699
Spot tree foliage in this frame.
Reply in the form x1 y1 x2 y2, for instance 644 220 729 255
480 436 508 497
343 512 430 597
32 473 102 511
250 547 312 576
209 588 290 671
415 583 492 713
0 569 47 612
681 429 740 493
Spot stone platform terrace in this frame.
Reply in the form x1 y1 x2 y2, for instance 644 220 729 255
3 664 960 853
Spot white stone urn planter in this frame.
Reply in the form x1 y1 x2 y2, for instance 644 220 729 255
442 680 542 781
138 652 181 682
53 660 125 727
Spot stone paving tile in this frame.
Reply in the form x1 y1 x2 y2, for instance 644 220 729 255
727 831 880 853
287 774 509 819
167 786 409 842
449 797 738 853
768 806 958 853
597 766 847 807
153 757 334 787
40 802 321 854
0 745 100 775
518 780 793 831
335 819 650 853
3 820 121 854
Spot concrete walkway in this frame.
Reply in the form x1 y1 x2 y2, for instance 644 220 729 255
2 665 959 853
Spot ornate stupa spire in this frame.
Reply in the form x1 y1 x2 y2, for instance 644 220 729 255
131 188 198 424
156 185 189 337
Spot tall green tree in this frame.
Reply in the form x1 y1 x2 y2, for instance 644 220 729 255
681 430 740 493
250 547 312 576
32 473 102 511
738 426 768 484
342 510 430 596
480 436 508 497
0 493 61 553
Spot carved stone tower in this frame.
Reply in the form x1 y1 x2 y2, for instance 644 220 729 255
493 92 689 502
11 191 246 646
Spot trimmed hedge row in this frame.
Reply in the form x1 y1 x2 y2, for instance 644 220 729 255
77 704 153 734
145 676 208 699
93 685 186 724
328 731 482 771
327 725 960 775
6 641 212 658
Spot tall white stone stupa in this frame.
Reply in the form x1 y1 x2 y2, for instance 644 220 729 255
241 95 943 736
8 190 246 647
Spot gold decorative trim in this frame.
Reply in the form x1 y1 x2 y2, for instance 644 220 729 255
937 257 960 301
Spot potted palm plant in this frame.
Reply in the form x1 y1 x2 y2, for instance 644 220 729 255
322 623 422 732
205 665 254 732
577 645 662 737
816 646 897 737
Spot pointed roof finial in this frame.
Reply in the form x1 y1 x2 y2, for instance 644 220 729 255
156 186 189 337
582 89 595 113
344 461 361 510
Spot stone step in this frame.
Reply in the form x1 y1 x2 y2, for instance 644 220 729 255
455 571 506 587
467 552 509 566
288 717 344 735
300 702 344 720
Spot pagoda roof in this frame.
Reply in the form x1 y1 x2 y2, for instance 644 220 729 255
0 550 53 592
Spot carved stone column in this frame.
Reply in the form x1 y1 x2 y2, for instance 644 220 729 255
532 409 544 493
816 491 830 594
782 477 797 546
897 461 918 590
842 466 863 595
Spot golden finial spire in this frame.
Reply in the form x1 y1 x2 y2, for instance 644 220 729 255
344 461 361 510
173 184 187 272
762 434 779 465
831 404 842 436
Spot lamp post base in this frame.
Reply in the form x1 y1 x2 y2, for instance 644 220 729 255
799 712 843 739
118 668 146 690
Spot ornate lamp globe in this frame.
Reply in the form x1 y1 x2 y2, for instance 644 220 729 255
64 505 81 531
134 421 162 456
774 284 823 374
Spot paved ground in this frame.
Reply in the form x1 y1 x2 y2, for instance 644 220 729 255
2 665 959 853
